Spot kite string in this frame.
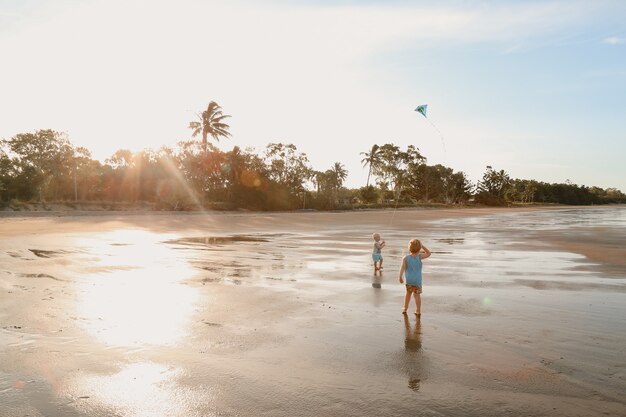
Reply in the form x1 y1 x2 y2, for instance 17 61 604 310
387 175 406 230
425 118 446 153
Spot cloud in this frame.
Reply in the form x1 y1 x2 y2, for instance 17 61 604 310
0 0 624 189
603 36 625 45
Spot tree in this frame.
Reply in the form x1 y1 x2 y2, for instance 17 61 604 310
374 144 425 202
407 164 438 202
222 146 243 189
188 101 231 153
0 148 10 200
264 143 312 193
71 146 101 201
105 149 134 169
445 170 473 204
372 144 401 196
313 162 349 208
224 147 270 209
313 170 330 194
104 149 137 201
358 185 379 204
2 130 75 201
360 144 380 187
476 166 512 205
330 162 348 191
263 143 313 209
330 162 348 206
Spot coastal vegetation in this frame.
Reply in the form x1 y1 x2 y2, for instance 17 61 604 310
1 103 624 211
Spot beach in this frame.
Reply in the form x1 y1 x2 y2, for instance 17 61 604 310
1 206 625 417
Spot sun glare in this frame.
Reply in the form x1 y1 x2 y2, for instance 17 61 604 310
72 229 199 347
61 362 214 417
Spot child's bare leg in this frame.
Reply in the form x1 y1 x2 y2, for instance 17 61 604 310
379 258 383 269
402 289 411 313
414 292 421 315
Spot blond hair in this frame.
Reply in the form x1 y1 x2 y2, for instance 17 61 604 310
408 239 421 254
372 233 380 240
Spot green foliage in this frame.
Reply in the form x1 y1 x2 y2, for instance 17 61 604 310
366 143 426 203
476 166 511 204
312 162 349 208
405 163 472 204
1 126 622 210
1 130 76 201
531 182 625 205
0 149 10 198
472 166 626 206
358 185 379 204
264 143 313 198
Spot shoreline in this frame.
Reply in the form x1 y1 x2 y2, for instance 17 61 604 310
0 204 612 236
1 202 622 219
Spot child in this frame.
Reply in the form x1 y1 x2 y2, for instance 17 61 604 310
372 233 386 272
398 239 431 315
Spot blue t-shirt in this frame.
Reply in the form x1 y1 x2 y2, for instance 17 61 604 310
404 254 422 287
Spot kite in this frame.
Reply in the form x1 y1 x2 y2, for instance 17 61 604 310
415 104 446 153
415 104 428 118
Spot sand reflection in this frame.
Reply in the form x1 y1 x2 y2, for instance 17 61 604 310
403 314 425 392
73 229 198 346
403 315 422 352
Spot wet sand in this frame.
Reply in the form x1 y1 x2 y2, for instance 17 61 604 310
1 207 625 416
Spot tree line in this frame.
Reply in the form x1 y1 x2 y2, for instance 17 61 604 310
1 102 624 210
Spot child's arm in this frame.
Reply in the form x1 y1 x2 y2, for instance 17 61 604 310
419 244 431 260
398 256 406 283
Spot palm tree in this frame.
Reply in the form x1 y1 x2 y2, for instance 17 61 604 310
189 101 232 153
313 170 328 193
360 144 380 187
325 162 347 206
331 162 348 190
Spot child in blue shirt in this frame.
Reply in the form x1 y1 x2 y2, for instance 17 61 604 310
398 239 431 316
372 233 386 272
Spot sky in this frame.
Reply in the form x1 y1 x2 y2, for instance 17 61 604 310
1 0 625 190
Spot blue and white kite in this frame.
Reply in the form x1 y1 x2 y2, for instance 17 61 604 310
415 104 428 118
414 103 445 152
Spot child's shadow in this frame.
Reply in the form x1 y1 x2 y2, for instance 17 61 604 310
403 314 426 391
371 271 383 288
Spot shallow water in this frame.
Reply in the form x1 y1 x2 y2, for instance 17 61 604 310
0 207 625 416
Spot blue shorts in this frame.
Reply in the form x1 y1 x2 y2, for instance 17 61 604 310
372 253 383 262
